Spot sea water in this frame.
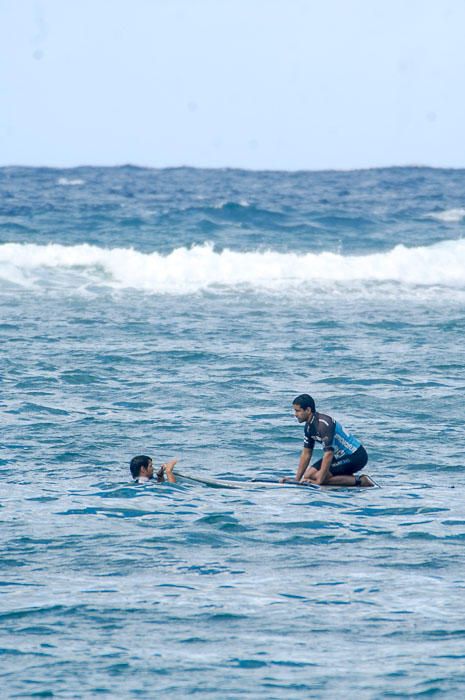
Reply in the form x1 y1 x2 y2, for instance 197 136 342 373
1 166 465 698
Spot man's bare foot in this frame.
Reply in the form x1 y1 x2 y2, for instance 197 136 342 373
359 474 375 487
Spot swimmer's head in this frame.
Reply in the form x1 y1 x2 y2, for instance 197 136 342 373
130 455 153 480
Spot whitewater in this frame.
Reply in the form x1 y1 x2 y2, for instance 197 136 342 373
1 237 465 293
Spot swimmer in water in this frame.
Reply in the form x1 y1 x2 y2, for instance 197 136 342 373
129 455 177 483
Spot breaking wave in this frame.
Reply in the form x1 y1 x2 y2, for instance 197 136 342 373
1 239 464 294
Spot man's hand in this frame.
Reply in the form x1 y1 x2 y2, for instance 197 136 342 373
162 458 178 483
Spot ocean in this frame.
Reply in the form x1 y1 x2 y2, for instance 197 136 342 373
1 166 465 698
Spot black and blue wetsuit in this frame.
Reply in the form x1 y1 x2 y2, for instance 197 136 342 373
304 412 368 475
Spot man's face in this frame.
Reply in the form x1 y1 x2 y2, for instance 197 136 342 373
293 404 312 423
140 459 154 479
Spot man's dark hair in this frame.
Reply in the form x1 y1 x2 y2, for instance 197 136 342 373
130 455 151 479
293 394 316 412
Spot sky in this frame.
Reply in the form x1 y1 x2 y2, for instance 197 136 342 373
1 0 465 171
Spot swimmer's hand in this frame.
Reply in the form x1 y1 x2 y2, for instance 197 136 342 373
163 459 177 483
158 458 178 483
280 476 296 483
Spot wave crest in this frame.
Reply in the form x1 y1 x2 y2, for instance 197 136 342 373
0 239 464 293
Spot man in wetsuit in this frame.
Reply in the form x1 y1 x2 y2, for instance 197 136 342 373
288 394 373 487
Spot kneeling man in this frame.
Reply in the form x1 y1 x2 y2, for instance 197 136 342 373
288 394 373 487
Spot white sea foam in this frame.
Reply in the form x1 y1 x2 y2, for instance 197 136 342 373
57 177 85 186
426 208 465 223
1 239 464 294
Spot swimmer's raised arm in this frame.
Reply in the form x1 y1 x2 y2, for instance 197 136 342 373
158 458 178 483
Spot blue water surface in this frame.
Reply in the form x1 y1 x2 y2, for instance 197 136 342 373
1 166 465 699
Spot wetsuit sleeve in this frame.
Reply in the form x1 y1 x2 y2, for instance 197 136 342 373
304 434 315 450
319 416 336 452
303 422 314 450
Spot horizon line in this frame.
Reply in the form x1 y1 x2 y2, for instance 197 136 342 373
1 162 465 174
